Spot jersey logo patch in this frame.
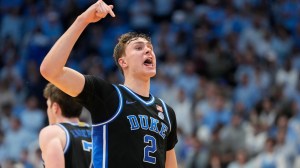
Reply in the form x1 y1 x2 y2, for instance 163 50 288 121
156 105 163 112
158 112 164 120
126 100 136 104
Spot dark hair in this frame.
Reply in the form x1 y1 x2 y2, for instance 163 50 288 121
113 32 151 75
43 83 82 118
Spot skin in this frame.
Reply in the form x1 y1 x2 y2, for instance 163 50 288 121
39 125 66 168
40 0 114 97
119 38 156 96
40 0 177 167
39 99 80 168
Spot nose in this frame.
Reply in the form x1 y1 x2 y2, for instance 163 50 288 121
145 47 151 55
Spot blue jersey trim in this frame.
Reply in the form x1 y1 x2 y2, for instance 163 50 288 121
93 85 123 126
119 84 155 106
158 99 172 133
62 122 90 127
56 123 71 153
92 125 107 168
91 128 94 168
105 125 108 168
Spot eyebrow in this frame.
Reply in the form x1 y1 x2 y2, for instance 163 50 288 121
130 41 152 47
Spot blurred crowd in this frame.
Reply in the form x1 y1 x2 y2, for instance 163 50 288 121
1 0 300 167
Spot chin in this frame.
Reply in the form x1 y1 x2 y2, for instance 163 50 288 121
148 70 156 78
149 74 156 78
141 71 156 79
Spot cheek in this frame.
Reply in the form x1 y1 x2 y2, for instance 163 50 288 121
129 56 142 67
47 111 55 124
47 106 51 114
47 107 54 118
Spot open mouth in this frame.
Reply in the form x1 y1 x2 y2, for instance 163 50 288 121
143 58 153 67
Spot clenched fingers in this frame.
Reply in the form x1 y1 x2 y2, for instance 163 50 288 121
96 0 115 17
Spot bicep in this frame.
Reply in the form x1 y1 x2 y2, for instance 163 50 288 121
165 149 177 168
49 67 85 97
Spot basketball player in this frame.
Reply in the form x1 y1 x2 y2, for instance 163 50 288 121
39 83 92 168
40 1 178 167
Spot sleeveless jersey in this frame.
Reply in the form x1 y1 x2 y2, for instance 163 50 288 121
91 84 177 168
57 122 92 168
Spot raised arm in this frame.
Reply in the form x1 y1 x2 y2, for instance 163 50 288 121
40 0 115 97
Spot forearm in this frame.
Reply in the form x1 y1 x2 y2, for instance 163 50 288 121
40 16 89 80
39 0 114 96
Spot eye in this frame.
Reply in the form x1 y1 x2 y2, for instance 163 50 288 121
135 46 143 50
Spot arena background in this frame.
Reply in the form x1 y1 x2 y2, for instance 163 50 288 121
1 0 300 167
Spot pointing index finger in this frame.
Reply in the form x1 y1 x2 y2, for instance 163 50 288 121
108 5 115 17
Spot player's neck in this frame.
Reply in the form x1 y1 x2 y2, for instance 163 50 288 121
124 78 150 97
58 117 80 124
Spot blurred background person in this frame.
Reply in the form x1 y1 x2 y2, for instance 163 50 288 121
39 83 92 168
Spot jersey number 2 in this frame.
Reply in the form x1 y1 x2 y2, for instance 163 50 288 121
143 135 157 164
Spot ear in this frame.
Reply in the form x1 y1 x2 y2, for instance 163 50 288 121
52 102 61 115
118 57 128 68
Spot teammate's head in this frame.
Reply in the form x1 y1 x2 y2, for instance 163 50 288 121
43 83 82 124
113 32 156 78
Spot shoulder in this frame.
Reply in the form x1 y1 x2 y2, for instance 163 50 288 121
156 98 177 121
84 75 110 87
154 97 174 111
158 99 175 117
165 104 177 125
76 75 115 103
39 125 65 138
165 103 175 114
81 75 115 95
39 125 66 149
